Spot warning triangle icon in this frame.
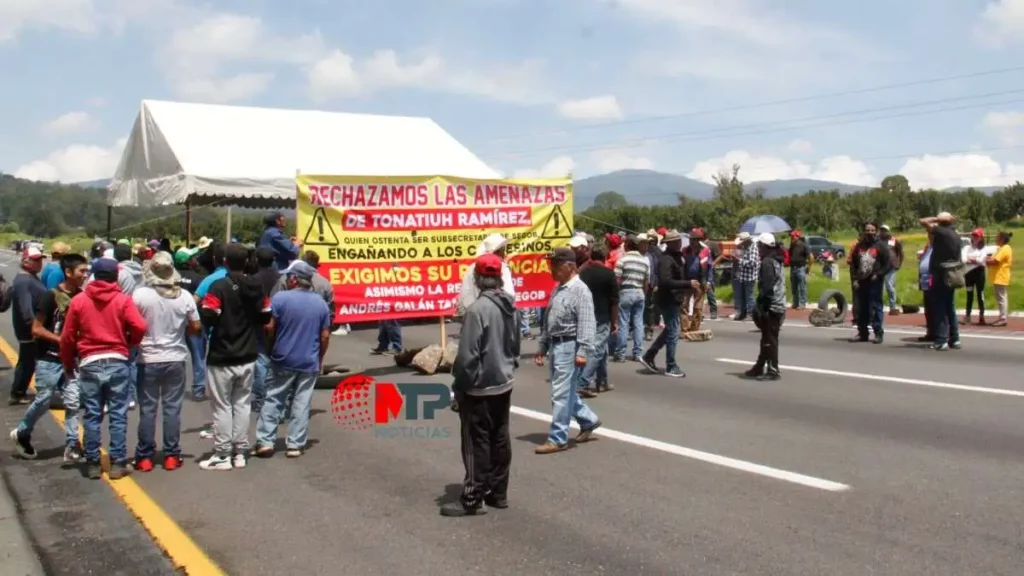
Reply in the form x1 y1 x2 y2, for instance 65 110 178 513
302 207 340 247
540 204 572 239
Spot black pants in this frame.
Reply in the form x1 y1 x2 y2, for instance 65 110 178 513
644 288 661 331
12 341 36 399
922 289 935 338
753 311 783 374
459 390 512 508
965 267 985 319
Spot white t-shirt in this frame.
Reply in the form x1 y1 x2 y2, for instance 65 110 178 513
133 287 199 364
457 261 515 313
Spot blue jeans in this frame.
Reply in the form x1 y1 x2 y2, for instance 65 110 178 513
79 360 131 463
253 349 270 412
17 360 63 438
706 272 718 316
932 286 960 345
127 348 139 403
616 289 645 358
62 372 81 449
185 333 207 397
135 362 186 460
645 302 681 370
790 267 807 308
580 322 610 389
256 364 319 450
733 280 755 317
854 281 884 337
884 270 898 309
546 340 599 445
376 320 402 351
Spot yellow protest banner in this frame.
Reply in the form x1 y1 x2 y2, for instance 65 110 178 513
296 175 574 322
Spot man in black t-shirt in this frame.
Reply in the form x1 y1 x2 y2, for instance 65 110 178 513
9 254 89 462
921 212 962 350
577 248 620 396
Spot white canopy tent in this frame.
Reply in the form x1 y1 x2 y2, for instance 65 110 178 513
106 100 501 238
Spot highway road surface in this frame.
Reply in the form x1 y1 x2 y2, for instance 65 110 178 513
1 252 1024 575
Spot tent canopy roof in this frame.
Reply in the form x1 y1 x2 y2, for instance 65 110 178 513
108 100 501 208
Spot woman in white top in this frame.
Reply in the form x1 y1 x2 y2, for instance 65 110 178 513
961 228 990 325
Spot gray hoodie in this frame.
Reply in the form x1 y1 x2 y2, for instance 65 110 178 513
117 260 144 295
452 290 520 397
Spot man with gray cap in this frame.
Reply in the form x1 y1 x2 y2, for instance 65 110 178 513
534 247 601 454
132 252 202 472
258 212 303 271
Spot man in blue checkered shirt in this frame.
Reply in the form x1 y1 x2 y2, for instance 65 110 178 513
732 233 760 320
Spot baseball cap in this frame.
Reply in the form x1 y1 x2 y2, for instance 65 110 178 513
689 228 705 240
22 246 45 260
284 260 316 281
757 232 777 247
91 258 118 276
569 236 588 248
548 247 576 263
972 228 984 238
174 247 199 266
474 253 503 277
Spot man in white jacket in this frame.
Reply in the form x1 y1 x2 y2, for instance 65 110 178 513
457 233 515 313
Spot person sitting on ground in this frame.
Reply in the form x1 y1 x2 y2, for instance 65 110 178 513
441 253 520 517
254 261 331 459
59 257 148 480
199 244 272 471
132 252 202 473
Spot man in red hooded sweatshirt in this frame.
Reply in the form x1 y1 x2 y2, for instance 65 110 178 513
60 258 148 480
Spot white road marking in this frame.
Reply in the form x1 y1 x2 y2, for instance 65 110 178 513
779 322 1024 342
716 358 1024 397
508 405 851 492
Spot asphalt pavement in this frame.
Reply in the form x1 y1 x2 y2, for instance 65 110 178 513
2 252 1024 575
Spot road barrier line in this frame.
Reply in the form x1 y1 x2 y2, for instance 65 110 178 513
509 405 851 492
716 357 1024 397
0 336 226 576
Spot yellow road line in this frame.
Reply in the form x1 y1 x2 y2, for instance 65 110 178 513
0 336 226 576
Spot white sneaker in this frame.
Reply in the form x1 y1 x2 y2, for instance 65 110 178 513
128 400 136 410
199 454 233 471
233 454 247 469
199 427 214 439
332 326 349 336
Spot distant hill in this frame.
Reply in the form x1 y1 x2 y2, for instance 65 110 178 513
747 179 868 196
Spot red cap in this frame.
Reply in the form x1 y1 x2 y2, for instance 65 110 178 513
689 227 705 239
21 246 45 260
971 228 984 237
657 227 668 236
475 253 503 278
790 229 802 238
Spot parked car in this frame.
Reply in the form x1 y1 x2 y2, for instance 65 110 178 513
805 235 846 260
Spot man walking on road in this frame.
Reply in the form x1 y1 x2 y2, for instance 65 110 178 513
534 248 601 455
254 261 331 459
578 248 619 397
639 230 689 378
10 253 88 462
199 244 272 470
614 236 648 362
442 253 520 517
880 224 904 315
850 223 891 344
921 212 963 350
132 252 202 473
60 258 148 480
9 246 47 405
747 234 786 381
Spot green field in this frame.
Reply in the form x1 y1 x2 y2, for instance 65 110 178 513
713 231 1024 312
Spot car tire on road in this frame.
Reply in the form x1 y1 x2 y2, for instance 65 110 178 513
816 288 848 324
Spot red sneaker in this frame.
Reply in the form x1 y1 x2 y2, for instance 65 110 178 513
135 458 154 473
163 455 183 471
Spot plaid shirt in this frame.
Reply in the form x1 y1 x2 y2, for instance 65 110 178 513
734 244 760 283
538 275 596 357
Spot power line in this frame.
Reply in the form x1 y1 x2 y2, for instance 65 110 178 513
491 93 1024 161
480 65 1024 143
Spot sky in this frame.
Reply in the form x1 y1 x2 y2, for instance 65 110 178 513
5 0 1024 190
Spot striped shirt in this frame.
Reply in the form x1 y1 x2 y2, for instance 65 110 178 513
615 251 650 289
538 275 596 357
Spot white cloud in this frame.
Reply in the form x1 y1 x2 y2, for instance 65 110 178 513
14 138 127 183
787 139 813 153
162 13 327 102
898 153 1024 189
590 149 654 172
40 111 96 135
557 95 623 121
307 49 550 105
982 111 1024 144
976 0 1024 45
512 156 576 179
686 149 875 186
0 0 99 43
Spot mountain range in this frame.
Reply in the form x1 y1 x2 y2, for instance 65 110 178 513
73 171 1006 209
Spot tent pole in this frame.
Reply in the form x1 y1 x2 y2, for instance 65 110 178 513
225 206 233 243
106 206 112 241
185 196 193 246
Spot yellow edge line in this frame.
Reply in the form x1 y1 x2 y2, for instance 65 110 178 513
0 336 226 576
